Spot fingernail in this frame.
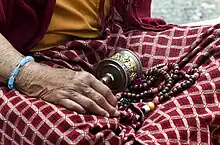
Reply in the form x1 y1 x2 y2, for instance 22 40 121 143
113 110 120 117
105 113 110 117
116 104 118 110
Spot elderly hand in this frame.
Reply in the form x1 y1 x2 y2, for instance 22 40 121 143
15 62 119 117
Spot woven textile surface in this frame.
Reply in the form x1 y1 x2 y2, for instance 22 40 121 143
1 23 220 145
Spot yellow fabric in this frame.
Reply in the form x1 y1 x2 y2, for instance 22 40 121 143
32 0 110 52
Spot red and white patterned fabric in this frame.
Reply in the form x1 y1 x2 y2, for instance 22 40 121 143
1 23 220 145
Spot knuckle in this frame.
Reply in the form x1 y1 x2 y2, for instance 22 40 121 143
104 89 113 98
95 95 105 104
80 71 94 82
85 100 95 108
42 92 62 105
86 72 95 80
81 71 90 77
57 98 67 106
84 87 92 94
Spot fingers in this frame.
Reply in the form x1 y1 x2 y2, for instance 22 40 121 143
81 87 120 117
58 98 86 114
43 90 86 114
69 91 110 117
41 71 120 117
89 75 118 107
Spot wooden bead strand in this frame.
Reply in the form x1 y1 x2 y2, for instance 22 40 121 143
118 63 200 112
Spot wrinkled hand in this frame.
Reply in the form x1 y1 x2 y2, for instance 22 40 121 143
15 62 119 117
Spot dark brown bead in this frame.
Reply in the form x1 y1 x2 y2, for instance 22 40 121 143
130 85 134 89
172 88 178 93
148 69 153 75
132 93 136 98
148 89 153 94
174 66 179 70
158 92 163 96
141 75 146 79
173 74 179 80
152 68 157 73
169 91 174 95
184 73 190 79
167 83 172 88
136 94 140 99
140 93 144 97
186 80 191 84
143 91 148 95
147 80 152 85
158 85 163 90
192 75 198 80
134 85 139 89
144 72 149 77
164 93 169 98
165 74 170 79
168 63 173 68
163 93 170 101
143 83 148 88
193 68 198 72
185 81 192 87
132 100 136 103
139 84 143 89
164 87 170 91
150 77 155 81
145 75 149 79
174 70 179 74
176 86 183 91
178 75 183 80
123 92 127 96
189 78 195 83
181 82 187 89
157 64 164 68
161 70 167 75
168 78 173 82
158 69 163 74
162 89 167 94
127 93 132 97
159 96 164 102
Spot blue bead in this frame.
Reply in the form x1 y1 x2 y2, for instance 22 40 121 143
8 76 15 89
7 56 34 90
12 67 19 75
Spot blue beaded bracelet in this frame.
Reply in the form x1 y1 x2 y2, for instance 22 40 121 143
8 56 35 89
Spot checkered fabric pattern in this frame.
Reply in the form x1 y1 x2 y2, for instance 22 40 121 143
1 23 220 145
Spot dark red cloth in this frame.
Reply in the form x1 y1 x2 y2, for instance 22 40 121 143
0 0 173 54
0 0 55 54
0 23 220 145
1 1 220 144
112 0 175 31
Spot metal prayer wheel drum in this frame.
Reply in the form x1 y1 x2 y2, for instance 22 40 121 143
95 50 142 93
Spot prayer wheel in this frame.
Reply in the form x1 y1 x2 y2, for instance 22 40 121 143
95 49 142 93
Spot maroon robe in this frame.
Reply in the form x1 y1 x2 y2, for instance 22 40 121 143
0 0 56 54
0 0 172 54
113 0 174 31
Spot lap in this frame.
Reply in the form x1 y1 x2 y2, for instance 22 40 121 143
1 24 220 144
